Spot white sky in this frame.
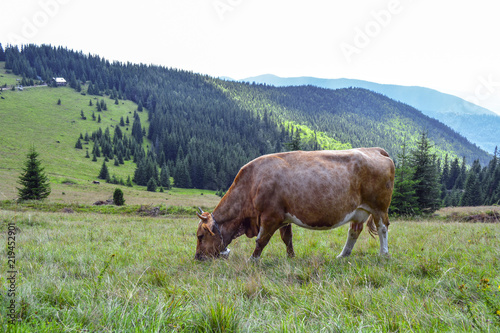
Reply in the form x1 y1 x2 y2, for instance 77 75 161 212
2 0 500 114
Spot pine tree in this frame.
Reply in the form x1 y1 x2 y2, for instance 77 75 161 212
160 164 171 189
389 139 421 216
113 188 125 206
17 147 51 201
98 161 109 180
147 177 157 192
75 138 83 149
460 173 482 206
411 132 441 213
131 116 143 144
126 175 133 187
285 128 302 151
0 43 5 62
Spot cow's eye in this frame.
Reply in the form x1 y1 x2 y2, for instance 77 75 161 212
197 235 204 241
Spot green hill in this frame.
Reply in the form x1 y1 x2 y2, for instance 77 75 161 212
0 66 220 207
0 44 492 199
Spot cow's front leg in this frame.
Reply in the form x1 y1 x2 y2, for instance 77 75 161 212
337 221 363 258
279 224 295 258
251 219 280 260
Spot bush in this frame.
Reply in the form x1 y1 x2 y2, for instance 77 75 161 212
113 188 125 206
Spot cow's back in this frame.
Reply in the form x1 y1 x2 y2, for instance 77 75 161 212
245 148 394 228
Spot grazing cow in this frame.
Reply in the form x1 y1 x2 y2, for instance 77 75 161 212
195 148 395 260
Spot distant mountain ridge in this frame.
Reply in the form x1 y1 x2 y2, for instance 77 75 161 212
240 74 500 153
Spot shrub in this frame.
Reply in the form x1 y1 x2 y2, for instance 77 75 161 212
113 188 125 206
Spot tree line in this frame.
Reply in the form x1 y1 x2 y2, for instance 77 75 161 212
390 132 500 215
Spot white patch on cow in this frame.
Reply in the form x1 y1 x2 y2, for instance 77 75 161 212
220 248 231 257
284 213 334 230
256 226 263 241
377 220 389 256
337 234 357 258
334 210 358 228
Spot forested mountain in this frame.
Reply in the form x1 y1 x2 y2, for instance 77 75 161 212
1 44 491 193
215 80 490 164
240 74 500 154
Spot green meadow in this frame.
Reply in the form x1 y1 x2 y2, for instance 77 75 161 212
1 207 499 332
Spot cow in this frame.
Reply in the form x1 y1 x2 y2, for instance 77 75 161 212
195 147 395 261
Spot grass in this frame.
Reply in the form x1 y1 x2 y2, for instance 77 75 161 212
0 75 149 199
0 62 21 88
1 209 499 332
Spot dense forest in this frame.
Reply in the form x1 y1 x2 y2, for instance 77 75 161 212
390 133 500 214
2 44 496 208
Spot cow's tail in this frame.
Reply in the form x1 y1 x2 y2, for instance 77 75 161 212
366 215 378 238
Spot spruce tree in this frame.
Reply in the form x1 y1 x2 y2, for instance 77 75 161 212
113 188 125 206
160 164 171 189
285 128 302 151
460 173 482 206
98 161 110 180
17 147 51 201
410 132 441 213
0 43 5 62
147 177 157 192
126 175 133 187
75 138 83 149
389 139 420 216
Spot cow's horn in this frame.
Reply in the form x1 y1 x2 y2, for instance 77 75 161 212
198 207 204 214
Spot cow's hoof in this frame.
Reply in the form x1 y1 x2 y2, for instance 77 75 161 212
379 252 391 259
336 252 350 259
247 256 260 263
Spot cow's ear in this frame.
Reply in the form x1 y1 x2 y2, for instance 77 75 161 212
202 223 215 236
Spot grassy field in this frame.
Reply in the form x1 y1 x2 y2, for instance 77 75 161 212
1 205 499 332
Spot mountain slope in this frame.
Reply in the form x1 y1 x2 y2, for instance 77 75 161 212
216 80 491 164
241 74 500 153
0 44 492 194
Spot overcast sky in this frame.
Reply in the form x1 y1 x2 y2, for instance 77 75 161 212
2 0 500 114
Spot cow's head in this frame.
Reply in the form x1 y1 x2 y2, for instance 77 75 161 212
194 208 229 260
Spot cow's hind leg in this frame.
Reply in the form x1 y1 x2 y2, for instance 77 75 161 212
337 209 370 258
373 211 390 257
279 224 295 258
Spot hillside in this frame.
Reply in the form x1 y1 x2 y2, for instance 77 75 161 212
241 74 500 154
216 80 491 164
0 44 492 196
0 72 222 206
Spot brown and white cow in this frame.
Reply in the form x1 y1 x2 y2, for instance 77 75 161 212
195 147 395 260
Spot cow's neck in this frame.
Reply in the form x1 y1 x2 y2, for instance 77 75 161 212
212 189 247 247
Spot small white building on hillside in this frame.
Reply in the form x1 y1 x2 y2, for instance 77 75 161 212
52 77 67 86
